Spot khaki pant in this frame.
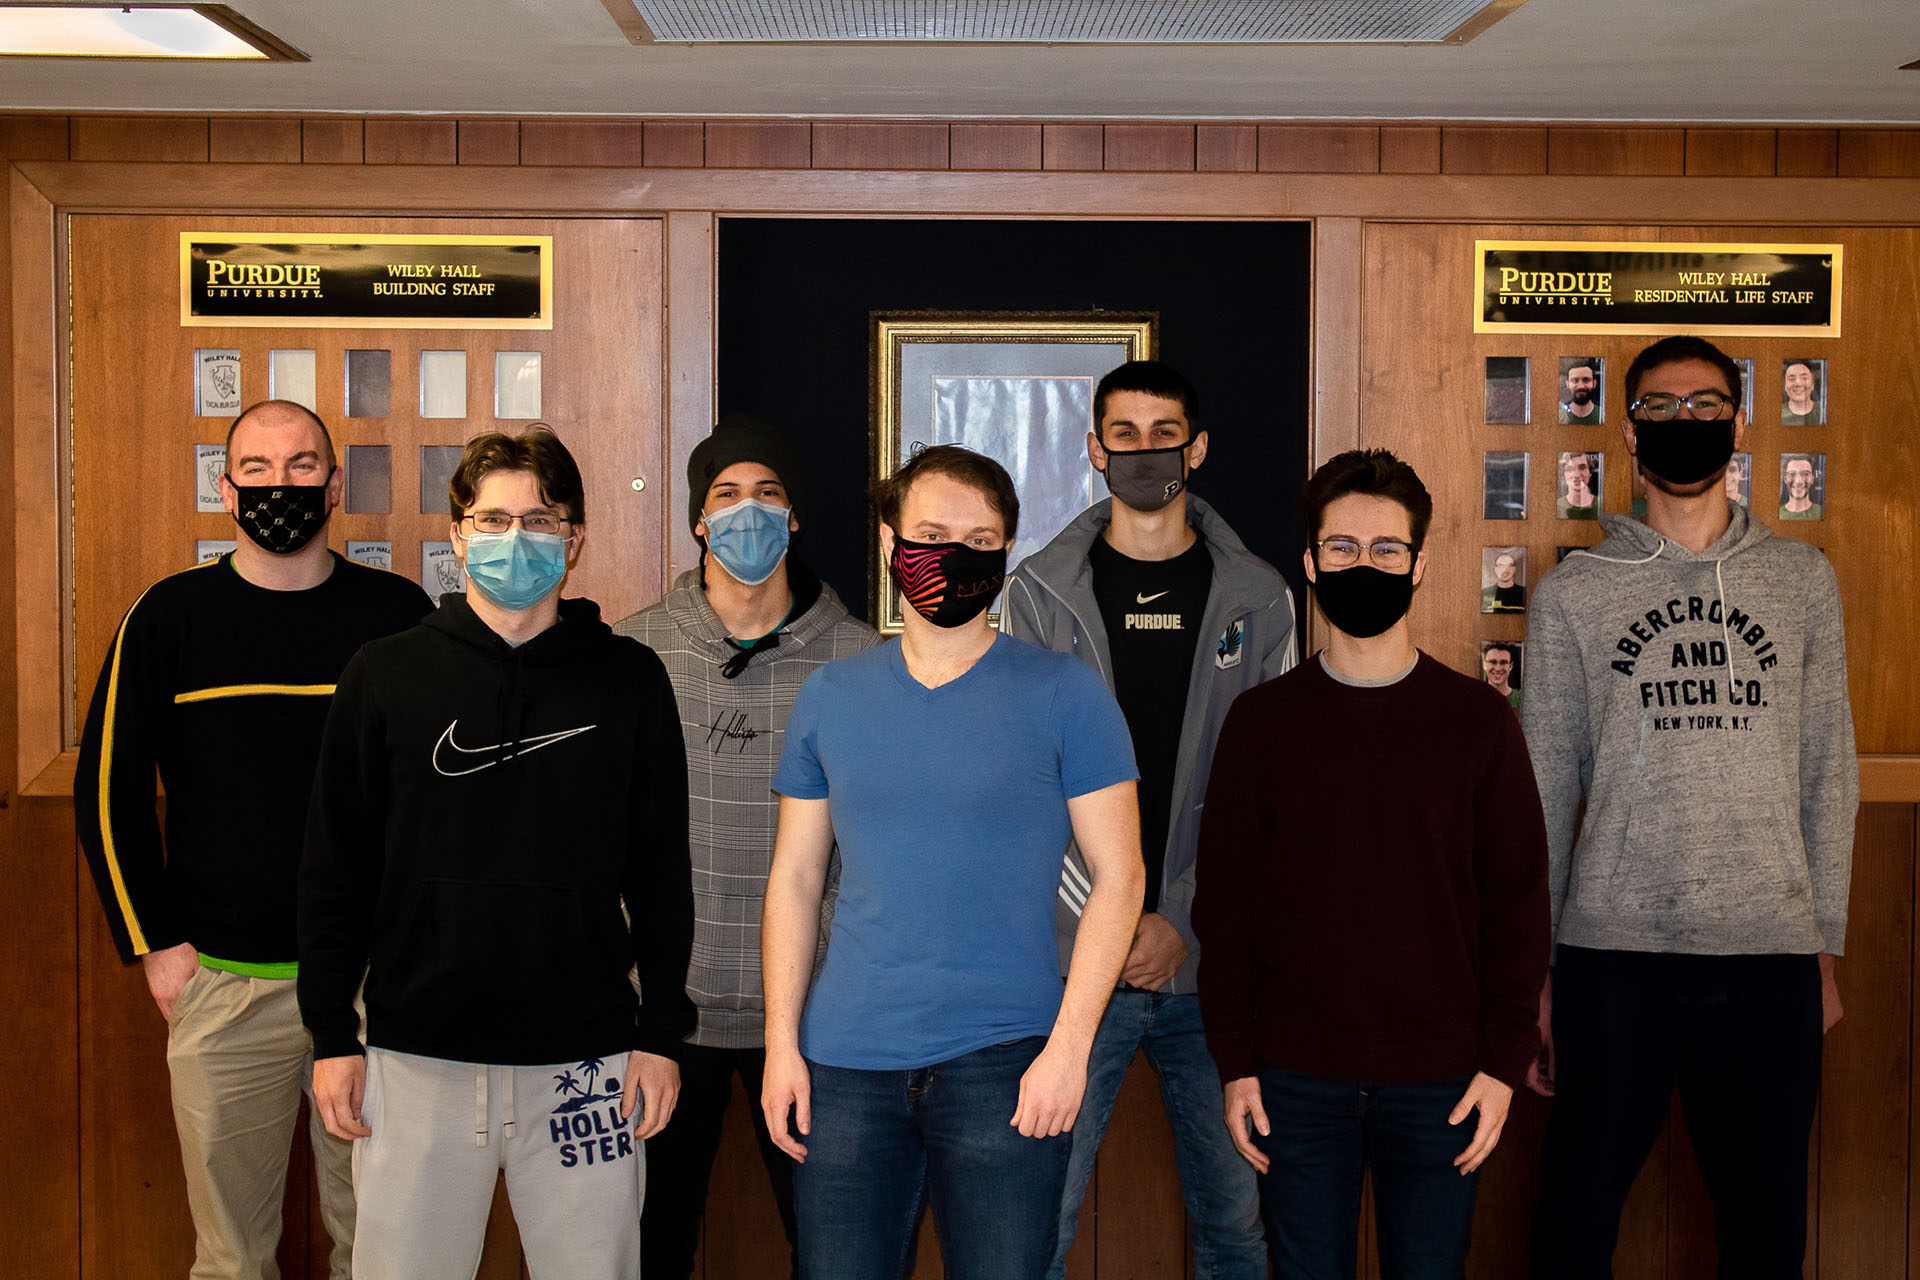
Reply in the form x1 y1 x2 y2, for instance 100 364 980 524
167 966 356 1280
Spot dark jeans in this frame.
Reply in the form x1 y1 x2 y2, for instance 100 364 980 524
641 1043 797 1280
1253 1066 1480 1280
793 1037 1070 1280
1533 947 1823 1280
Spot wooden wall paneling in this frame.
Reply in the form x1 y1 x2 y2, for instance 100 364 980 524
1816 802 1914 1277
1379 126 1441 175
1685 129 1778 177
0 800 79 1279
1090 1054 1188 1276
1042 125 1104 171
300 119 364 164
477 1174 527 1278
457 119 521 166
364 118 458 166
811 123 950 171
275 1120 312 1275
1838 130 1920 178
1194 125 1256 173
1311 218 1361 464
1103 124 1195 172
1661 1100 1717 1277
70 116 208 163
1258 125 1379 174
644 121 706 168
665 210 715 586
1440 127 1547 175
949 123 1042 171
705 123 813 169
1547 128 1686 176
519 120 645 168
208 118 302 164
13 168 61 792
1778 130 1839 178
694 1088 793 1278
0 114 70 160
1467 1090 1549 1279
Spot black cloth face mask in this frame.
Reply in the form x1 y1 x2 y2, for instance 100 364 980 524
1631 417 1736 487
1312 564 1416 639
228 473 334 554
890 536 1006 628
1102 443 1188 514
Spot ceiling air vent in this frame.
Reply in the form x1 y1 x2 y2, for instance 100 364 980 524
608 0 1524 45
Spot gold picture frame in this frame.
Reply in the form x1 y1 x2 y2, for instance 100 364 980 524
869 310 1156 633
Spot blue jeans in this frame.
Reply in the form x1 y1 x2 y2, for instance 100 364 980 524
1253 1066 1480 1280
1047 991 1265 1280
793 1038 1070 1280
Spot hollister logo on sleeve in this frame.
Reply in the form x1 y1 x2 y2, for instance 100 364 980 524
1215 619 1244 670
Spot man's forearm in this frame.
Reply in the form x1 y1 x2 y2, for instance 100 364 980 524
761 876 823 1053
1054 866 1143 1049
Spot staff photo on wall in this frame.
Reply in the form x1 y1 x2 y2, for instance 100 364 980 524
1557 450 1602 520
1483 450 1529 520
1481 546 1527 613
1779 452 1827 521
1725 452 1753 508
1781 357 1828 425
1480 639 1523 712
1558 356 1604 425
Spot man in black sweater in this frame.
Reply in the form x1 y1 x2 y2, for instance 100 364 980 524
300 428 694 1280
1194 449 1550 1279
76 400 431 1280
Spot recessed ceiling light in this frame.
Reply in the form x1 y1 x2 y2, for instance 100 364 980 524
0 3 306 60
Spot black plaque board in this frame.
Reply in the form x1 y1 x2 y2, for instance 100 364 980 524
1475 241 1840 337
181 234 553 329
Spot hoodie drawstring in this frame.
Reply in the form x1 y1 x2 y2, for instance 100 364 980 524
1574 535 1738 692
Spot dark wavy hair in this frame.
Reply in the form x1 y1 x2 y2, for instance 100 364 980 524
449 425 585 526
1303 449 1433 554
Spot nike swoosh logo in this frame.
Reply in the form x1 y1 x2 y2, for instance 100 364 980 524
432 719 597 777
1136 591 1170 604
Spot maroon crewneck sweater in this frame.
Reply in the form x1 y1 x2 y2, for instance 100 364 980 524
1193 653 1550 1089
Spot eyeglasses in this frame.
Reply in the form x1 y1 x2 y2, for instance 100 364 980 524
1628 390 1737 421
463 510 569 535
1316 536 1414 571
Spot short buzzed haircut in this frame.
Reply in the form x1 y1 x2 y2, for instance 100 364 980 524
871 444 1020 545
227 400 335 471
1623 336 1742 405
1093 360 1199 437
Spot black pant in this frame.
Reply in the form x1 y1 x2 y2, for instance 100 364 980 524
1533 947 1823 1280
641 1043 798 1280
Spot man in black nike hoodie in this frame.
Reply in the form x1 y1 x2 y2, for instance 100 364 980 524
299 428 694 1280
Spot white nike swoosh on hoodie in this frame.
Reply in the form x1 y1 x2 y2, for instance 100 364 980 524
431 720 597 777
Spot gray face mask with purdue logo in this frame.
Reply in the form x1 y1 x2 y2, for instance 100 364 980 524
1102 443 1188 513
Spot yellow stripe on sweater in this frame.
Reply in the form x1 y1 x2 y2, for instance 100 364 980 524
173 683 335 705
97 558 222 956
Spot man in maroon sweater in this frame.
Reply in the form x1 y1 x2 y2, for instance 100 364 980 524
1192 449 1550 1279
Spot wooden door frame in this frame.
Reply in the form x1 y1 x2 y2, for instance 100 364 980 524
13 160 1920 796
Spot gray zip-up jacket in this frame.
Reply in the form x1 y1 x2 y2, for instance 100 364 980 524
616 565 880 1047
1522 505 1857 956
1002 495 1296 994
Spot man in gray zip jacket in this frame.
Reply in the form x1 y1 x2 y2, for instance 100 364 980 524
1003 361 1292 1280
1523 336 1856 1279
615 414 878 1279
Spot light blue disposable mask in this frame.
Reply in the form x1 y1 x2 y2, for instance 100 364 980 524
703 496 791 587
462 529 569 612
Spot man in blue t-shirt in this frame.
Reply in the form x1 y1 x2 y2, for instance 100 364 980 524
761 445 1145 1279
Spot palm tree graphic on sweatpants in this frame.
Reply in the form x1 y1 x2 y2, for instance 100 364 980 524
551 1058 621 1113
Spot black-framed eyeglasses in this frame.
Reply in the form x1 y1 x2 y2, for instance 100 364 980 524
1316 536 1414 571
462 510 569 535
1628 390 1737 421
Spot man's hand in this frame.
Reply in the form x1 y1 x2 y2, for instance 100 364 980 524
1819 953 1843 1033
1525 972 1555 1097
1119 913 1191 992
761 1045 812 1162
1011 1037 1087 1138
314 1055 372 1140
619 1052 680 1140
1449 1072 1513 1174
1222 1077 1270 1174
142 942 201 1020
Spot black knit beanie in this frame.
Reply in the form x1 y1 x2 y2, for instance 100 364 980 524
686 413 804 538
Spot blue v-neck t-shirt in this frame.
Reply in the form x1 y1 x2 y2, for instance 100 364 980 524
773 632 1137 1070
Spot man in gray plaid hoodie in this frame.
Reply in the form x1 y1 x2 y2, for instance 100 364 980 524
615 414 878 1278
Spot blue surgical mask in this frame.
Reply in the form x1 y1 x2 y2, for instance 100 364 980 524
703 496 791 587
462 529 568 612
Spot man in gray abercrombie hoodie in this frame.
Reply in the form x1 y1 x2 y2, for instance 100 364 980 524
1003 360 1292 1280
1523 336 1857 1280
615 414 878 1279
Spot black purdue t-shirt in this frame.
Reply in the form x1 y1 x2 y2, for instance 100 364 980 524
1088 533 1213 911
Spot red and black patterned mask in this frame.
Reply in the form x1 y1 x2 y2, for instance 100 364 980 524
227 473 333 554
890 536 1005 628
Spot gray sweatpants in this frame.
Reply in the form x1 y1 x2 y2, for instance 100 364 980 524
352 1047 644 1280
